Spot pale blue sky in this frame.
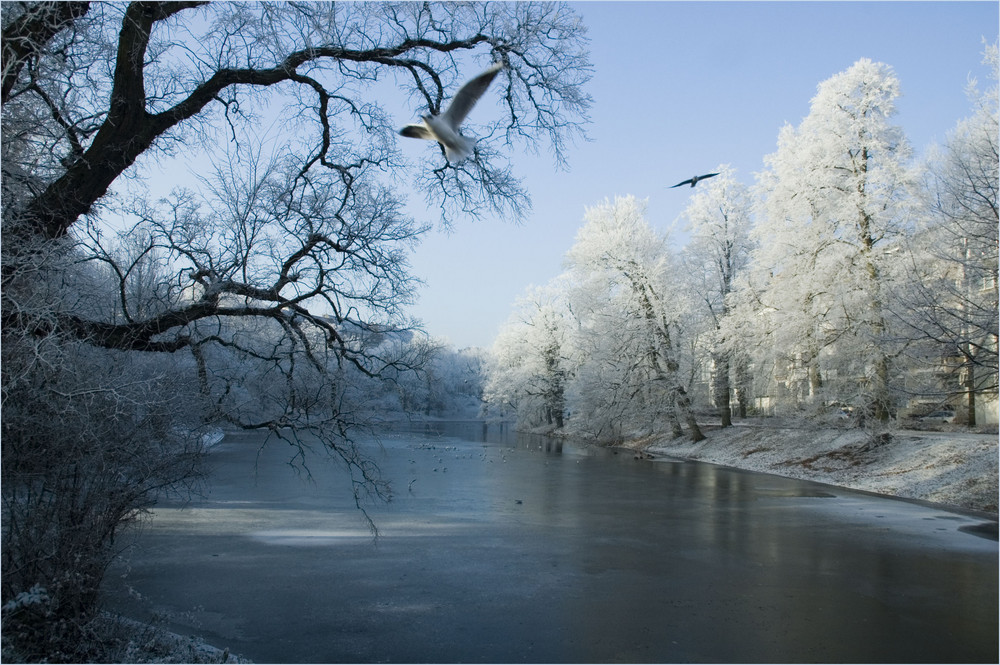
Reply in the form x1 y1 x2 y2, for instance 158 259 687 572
408 1 998 350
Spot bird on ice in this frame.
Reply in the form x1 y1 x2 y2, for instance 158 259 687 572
399 62 505 162
669 172 720 188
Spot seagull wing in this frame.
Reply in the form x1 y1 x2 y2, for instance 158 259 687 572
399 123 435 140
442 62 505 128
669 178 694 188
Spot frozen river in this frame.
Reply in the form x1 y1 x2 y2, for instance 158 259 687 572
104 422 998 663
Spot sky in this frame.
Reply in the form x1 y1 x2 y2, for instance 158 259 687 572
404 1 998 350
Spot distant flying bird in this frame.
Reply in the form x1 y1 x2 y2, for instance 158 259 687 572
399 62 505 163
669 172 720 188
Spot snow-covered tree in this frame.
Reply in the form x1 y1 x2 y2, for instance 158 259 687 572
679 165 755 425
564 196 704 441
750 59 914 423
485 284 570 429
382 336 487 418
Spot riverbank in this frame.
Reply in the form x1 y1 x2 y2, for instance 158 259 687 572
626 422 998 515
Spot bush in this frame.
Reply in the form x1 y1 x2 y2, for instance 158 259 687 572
1 334 206 661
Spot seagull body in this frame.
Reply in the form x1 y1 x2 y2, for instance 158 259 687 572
670 172 720 188
399 62 505 162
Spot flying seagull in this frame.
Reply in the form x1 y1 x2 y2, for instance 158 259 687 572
399 62 505 163
669 172 720 188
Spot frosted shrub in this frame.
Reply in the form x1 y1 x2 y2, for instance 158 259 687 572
1 330 205 662
1 584 50 614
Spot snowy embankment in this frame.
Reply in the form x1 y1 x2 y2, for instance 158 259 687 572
631 423 998 515
81 613 249 664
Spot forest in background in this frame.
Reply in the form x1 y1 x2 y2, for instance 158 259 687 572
484 51 998 444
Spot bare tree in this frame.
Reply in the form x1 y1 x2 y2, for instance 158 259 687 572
2 0 591 410
898 41 998 425
1 0 590 485
1 2 591 657
2 3 590 239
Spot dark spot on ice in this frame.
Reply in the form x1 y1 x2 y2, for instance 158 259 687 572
958 522 999 541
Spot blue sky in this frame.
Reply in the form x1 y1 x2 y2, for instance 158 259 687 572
407 1 998 350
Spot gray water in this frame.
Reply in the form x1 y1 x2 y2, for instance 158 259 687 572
105 422 998 663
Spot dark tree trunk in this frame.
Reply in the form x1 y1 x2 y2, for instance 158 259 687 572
735 354 751 419
1 2 91 103
808 361 823 401
966 353 977 427
17 2 207 241
715 353 732 428
675 386 705 442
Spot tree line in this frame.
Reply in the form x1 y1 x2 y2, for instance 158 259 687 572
485 51 998 444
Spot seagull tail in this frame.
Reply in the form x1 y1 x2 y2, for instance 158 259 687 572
444 135 476 162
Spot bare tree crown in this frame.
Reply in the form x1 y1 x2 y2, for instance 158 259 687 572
2 1 592 356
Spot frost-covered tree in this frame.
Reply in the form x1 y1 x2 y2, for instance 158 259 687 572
679 165 755 426
901 41 999 425
564 196 704 442
750 59 913 423
388 336 487 418
485 284 570 429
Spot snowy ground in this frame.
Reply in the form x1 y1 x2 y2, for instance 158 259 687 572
632 421 998 515
39 613 253 664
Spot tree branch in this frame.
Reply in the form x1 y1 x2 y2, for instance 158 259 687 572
1 1 91 104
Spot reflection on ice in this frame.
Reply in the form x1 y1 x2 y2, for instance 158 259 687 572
106 423 997 664
249 519 477 546
146 505 480 544
249 529 373 545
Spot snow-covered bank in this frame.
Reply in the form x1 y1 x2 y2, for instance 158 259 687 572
632 423 998 515
19 613 254 664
